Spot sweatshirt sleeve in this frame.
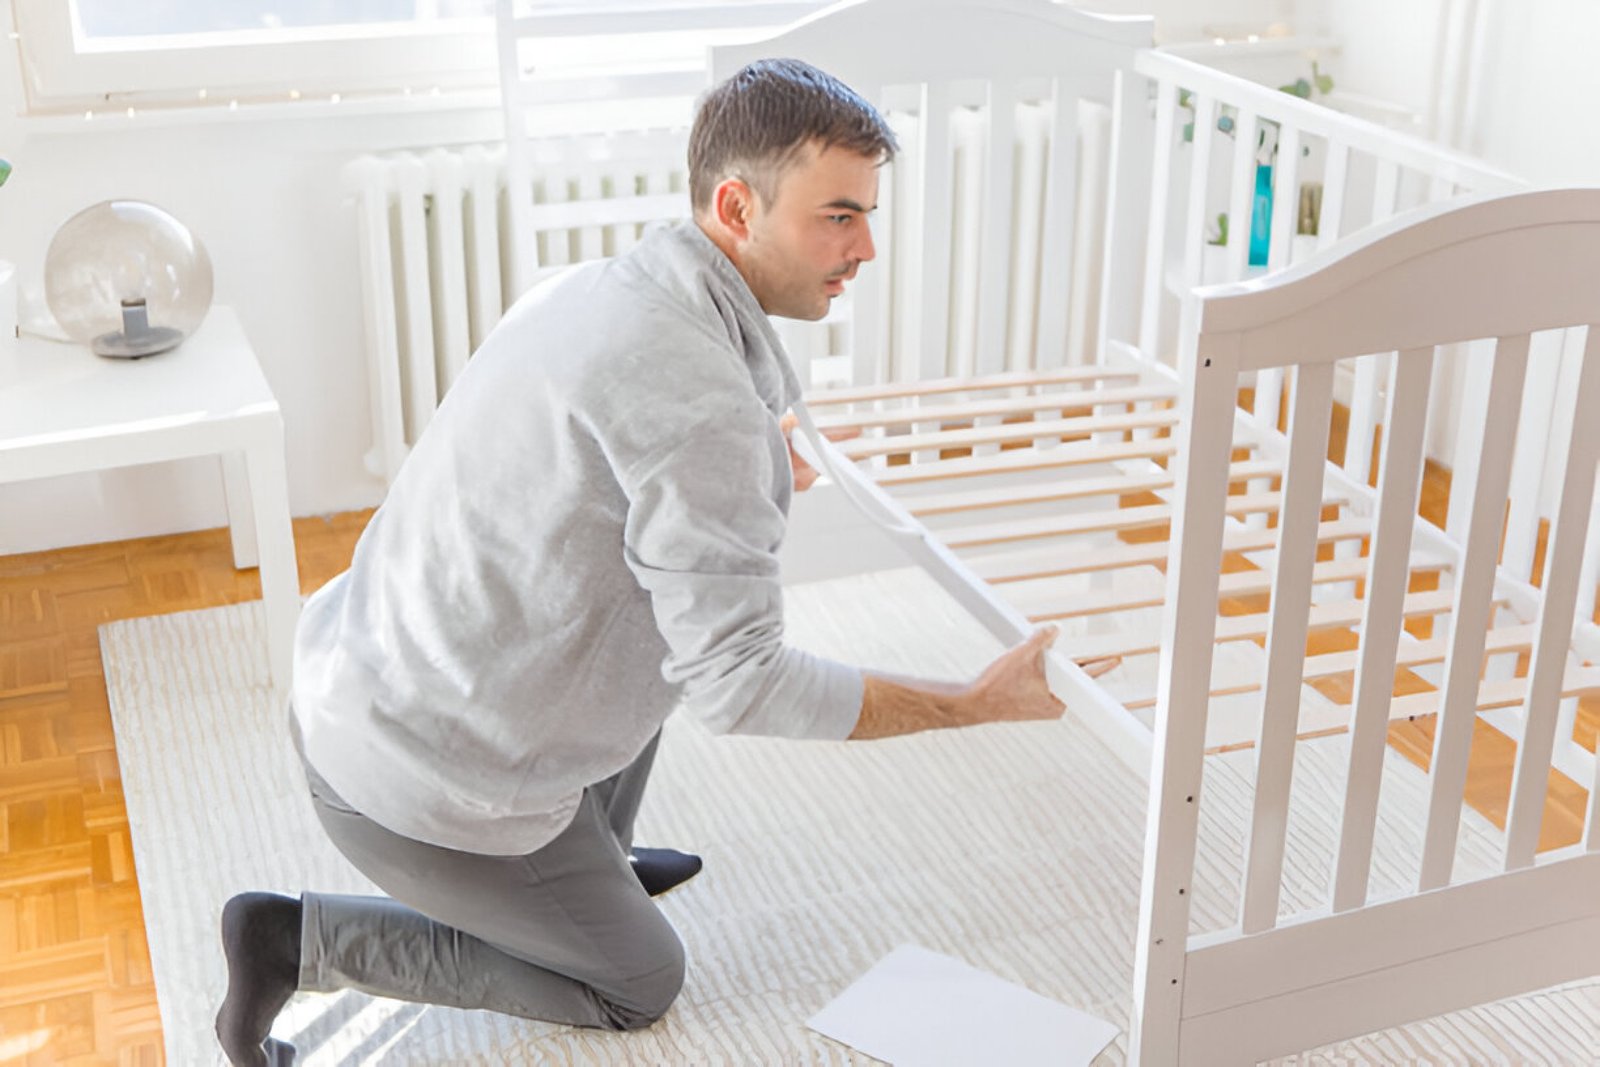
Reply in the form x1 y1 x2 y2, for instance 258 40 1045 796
606 389 864 741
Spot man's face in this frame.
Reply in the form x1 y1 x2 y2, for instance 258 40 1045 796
737 143 880 321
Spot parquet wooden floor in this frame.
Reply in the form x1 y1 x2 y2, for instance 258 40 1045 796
3 434 1597 1061
1 512 370 1066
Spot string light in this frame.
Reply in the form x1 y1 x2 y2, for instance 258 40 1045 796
198 88 208 100
126 106 136 118
229 99 239 111
84 109 93 121
288 88 301 101
1247 33 1260 44
1212 36 1226 46
330 92 342 104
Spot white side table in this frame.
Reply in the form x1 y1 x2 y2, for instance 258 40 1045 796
0 307 300 692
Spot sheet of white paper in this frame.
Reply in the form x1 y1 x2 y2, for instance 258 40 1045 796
806 944 1120 1066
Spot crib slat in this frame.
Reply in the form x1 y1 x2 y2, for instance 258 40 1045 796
1242 361 1335 934
806 364 1136 406
1444 340 1496 543
905 458 1278 518
1390 670 1600 718
1331 346 1436 912
936 489 1341 550
916 81 956 380
1502 330 1566 581
852 118 890 386
1590 709 1600 851
1181 92 1218 293
1017 549 1389 624
1120 622 1528 712
1504 327 1600 869
1420 334 1531 891
1099 68 1154 364
1578 475 1600 643
1070 586 1464 664
1341 164 1401 484
1267 126 1301 271
1316 140 1349 253
961 515 1370 584
1137 77 1179 358
876 436 1175 488
836 406 1178 458
1224 108 1259 282
1343 352 1387 487
1251 124 1301 448
1034 79 1082 369
811 381 1174 429
1372 157 1400 220
972 82 1017 377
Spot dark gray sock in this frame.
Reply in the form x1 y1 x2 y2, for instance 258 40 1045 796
629 847 703 896
215 892 302 1067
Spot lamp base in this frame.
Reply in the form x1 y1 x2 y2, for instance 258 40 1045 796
92 325 184 358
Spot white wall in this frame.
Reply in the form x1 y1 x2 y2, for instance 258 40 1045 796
1463 0 1600 184
1309 0 1600 182
0 9 517 554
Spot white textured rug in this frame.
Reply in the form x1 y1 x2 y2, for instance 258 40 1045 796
102 568 1597 1065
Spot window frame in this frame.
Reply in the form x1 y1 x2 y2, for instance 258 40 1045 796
9 1 828 118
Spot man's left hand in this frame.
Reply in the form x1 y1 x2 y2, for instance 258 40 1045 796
780 413 860 492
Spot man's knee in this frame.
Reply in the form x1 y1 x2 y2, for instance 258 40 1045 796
602 936 686 1030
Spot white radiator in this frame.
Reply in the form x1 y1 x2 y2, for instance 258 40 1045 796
344 131 695 484
347 104 1112 485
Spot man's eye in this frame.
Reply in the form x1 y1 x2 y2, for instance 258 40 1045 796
828 214 853 224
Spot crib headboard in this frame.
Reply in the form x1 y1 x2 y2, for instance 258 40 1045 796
710 0 1155 387
1137 188 1600 1062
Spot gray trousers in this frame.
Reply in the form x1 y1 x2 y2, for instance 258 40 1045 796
297 732 685 1030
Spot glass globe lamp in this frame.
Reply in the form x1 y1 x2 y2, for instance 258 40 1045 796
44 200 214 358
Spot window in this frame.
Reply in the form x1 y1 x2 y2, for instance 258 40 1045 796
72 1 496 40
10 1 828 118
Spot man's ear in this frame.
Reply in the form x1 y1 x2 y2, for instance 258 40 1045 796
711 177 756 240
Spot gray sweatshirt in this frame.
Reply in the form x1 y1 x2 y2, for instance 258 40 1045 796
292 222 864 855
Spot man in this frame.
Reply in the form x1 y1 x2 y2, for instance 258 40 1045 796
216 58 1098 1066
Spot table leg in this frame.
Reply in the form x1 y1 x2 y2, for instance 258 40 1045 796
246 431 301 695
220 450 259 569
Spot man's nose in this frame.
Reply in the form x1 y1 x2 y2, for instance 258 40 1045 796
856 218 877 263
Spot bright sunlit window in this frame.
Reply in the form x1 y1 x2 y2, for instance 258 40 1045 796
72 1 496 39
11 1 826 118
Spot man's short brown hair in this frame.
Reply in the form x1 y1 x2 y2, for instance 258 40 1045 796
688 58 898 214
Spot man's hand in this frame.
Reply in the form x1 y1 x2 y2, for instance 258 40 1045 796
963 625 1067 724
959 628 1118 725
780 412 860 492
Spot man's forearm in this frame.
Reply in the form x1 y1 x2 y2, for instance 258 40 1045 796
848 627 1083 741
849 673 973 740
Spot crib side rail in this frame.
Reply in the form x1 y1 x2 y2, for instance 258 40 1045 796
1133 189 1600 1063
1128 49 1526 502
